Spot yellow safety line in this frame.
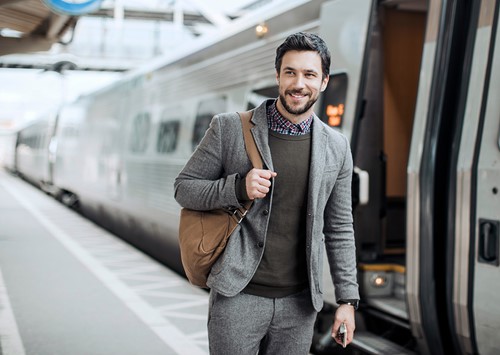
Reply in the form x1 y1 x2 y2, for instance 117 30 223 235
358 263 406 274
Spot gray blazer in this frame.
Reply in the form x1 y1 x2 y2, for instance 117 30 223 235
174 100 359 311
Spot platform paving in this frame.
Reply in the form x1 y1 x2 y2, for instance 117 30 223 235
0 170 209 355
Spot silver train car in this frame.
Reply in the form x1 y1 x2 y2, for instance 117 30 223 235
14 112 58 191
12 0 500 354
0 129 18 172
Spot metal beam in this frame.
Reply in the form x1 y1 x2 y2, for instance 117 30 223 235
86 7 210 26
185 0 230 27
0 36 53 56
46 14 72 39
0 0 29 7
0 53 132 71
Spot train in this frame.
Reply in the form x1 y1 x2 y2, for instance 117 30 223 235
0 129 17 171
4 0 500 354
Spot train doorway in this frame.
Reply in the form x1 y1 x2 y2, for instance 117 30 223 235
318 0 428 351
354 1 426 346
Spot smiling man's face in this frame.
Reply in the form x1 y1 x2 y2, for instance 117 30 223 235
276 50 329 124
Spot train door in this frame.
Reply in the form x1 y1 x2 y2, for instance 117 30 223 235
452 1 500 354
321 0 498 353
318 0 427 352
318 0 500 353
406 0 500 354
47 111 59 189
318 0 375 308
89 91 124 203
320 0 425 267
471 14 500 350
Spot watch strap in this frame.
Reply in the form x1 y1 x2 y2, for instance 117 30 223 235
337 299 359 310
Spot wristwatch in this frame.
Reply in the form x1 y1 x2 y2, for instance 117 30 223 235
337 299 359 310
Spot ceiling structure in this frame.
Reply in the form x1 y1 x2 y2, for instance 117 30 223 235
0 0 264 71
0 0 292 131
0 0 77 56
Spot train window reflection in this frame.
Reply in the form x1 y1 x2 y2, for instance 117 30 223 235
17 124 47 150
247 85 279 110
62 126 80 138
129 112 151 153
319 73 348 128
157 121 180 154
192 96 227 151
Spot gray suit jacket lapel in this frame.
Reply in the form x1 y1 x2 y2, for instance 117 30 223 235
250 103 328 189
308 116 328 213
250 102 274 171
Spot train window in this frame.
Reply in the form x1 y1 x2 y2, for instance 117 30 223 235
192 96 227 151
247 85 279 110
62 126 79 138
254 86 279 98
319 73 348 128
129 112 151 153
157 120 180 154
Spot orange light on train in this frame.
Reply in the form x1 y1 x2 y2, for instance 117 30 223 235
326 103 344 127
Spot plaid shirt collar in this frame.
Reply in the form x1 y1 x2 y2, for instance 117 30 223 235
267 100 313 136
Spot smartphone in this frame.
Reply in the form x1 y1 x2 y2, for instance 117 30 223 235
338 322 347 348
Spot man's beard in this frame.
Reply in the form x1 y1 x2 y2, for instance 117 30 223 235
279 90 317 116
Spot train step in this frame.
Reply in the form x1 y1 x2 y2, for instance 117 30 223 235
352 331 415 355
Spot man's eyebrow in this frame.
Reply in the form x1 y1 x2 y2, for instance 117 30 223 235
304 68 319 74
282 66 319 74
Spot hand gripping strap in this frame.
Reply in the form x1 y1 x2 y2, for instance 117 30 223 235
238 110 263 212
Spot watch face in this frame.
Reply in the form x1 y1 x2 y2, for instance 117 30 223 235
42 0 102 15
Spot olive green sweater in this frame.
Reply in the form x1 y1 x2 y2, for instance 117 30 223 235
244 131 311 298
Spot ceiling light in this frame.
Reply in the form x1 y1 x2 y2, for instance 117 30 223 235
255 23 268 38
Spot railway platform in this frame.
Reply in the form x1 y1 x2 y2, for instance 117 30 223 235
0 169 209 355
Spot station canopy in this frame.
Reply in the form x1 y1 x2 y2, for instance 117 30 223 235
0 0 273 71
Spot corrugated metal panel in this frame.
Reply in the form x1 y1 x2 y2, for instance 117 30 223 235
125 159 183 214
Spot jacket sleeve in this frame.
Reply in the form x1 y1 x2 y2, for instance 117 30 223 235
323 134 360 301
174 115 242 211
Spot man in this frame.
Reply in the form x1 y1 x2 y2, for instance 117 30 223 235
174 32 359 354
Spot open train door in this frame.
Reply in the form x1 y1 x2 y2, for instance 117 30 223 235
452 0 500 354
318 0 431 353
317 0 375 304
316 1 422 353
321 0 498 353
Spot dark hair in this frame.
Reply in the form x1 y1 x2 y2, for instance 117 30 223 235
275 32 331 79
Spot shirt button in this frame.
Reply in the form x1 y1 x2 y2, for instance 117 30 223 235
263 209 269 215
258 242 264 248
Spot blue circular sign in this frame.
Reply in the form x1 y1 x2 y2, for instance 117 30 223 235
43 0 102 16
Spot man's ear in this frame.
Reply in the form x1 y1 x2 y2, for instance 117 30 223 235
276 71 280 85
321 75 329 92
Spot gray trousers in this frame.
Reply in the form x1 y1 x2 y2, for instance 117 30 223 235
208 289 318 355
